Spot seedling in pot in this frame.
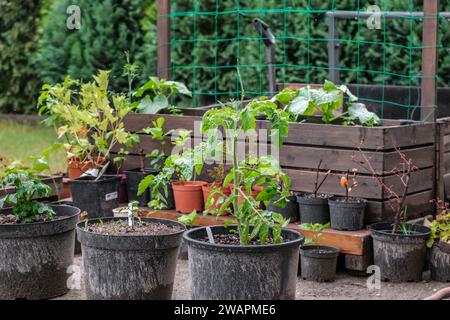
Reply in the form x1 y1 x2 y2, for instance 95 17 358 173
328 168 366 231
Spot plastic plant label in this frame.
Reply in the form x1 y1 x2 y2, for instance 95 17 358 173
105 192 118 201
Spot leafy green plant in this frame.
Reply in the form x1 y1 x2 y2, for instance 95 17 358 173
0 170 55 223
137 130 199 210
427 201 450 248
201 98 291 245
141 117 174 171
299 222 331 244
38 70 139 174
133 77 192 114
276 81 380 126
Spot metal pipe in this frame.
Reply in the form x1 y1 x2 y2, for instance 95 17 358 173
253 18 277 95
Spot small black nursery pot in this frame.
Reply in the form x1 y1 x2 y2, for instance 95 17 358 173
328 197 366 231
296 193 331 224
124 168 158 206
300 245 339 282
266 195 300 222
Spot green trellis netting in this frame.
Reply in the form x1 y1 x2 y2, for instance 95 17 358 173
167 0 448 119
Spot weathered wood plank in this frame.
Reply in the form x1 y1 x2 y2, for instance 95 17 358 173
285 168 433 200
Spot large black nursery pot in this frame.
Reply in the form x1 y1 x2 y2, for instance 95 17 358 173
300 245 340 282
370 222 430 282
184 225 304 300
266 195 300 222
0 205 80 299
77 217 185 300
124 168 158 206
430 241 450 282
296 193 331 224
69 175 120 219
328 197 366 231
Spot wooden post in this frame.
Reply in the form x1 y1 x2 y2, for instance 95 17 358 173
420 0 439 122
157 0 171 80
327 13 340 84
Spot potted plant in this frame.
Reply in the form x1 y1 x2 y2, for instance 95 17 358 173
328 169 366 231
0 170 80 299
39 70 139 218
427 200 450 282
296 160 331 224
183 98 304 300
202 163 231 215
139 131 207 214
125 117 174 206
361 148 431 282
299 222 339 282
77 201 186 299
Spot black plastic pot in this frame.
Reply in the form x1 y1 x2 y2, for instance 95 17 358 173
430 242 450 282
296 193 331 224
160 182 175 210
77 217 185 300
69 175 120 219
266 195 300 222
0 205 80 299
184 225 304 300
328 197 366 231
300 245 339 282
124 168 158 206
370 222 431 282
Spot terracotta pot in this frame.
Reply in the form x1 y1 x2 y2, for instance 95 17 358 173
202 183 231 215
172 181 208 214
67 157 106 179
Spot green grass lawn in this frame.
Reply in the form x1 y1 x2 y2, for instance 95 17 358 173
0 120 67 174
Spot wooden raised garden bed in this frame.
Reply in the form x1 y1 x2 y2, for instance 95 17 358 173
112 111 435 224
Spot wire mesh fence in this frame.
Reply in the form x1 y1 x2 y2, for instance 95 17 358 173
161 0 447 120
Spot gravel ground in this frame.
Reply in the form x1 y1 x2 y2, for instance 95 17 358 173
56 255 449 300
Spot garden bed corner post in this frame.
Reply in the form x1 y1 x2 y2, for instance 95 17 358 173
157 0 171 80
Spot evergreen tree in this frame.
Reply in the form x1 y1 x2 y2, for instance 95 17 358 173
0 0 42 113
36 0 157 94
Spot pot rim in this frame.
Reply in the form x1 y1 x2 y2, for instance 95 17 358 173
76 217 186 238
183 224 304 252
368 222 431 238
300 244 340 258
328 197 367 205
0 204 80 228
172 180 208 190
68 175 121 184
124 167 159 174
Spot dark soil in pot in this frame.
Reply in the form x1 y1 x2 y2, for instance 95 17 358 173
328 197 366 231
183 225 304 300
296 193 331 224
0 205 80 299
430 242 450 282
267 195 300 222
77 217 185 300
124 168 158 206
300 245 340 282
369 222 431 282
69 175 121 219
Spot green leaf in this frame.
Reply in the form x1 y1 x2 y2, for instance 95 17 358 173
137 95 169 114
347 103 381 126
137 174 154 196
